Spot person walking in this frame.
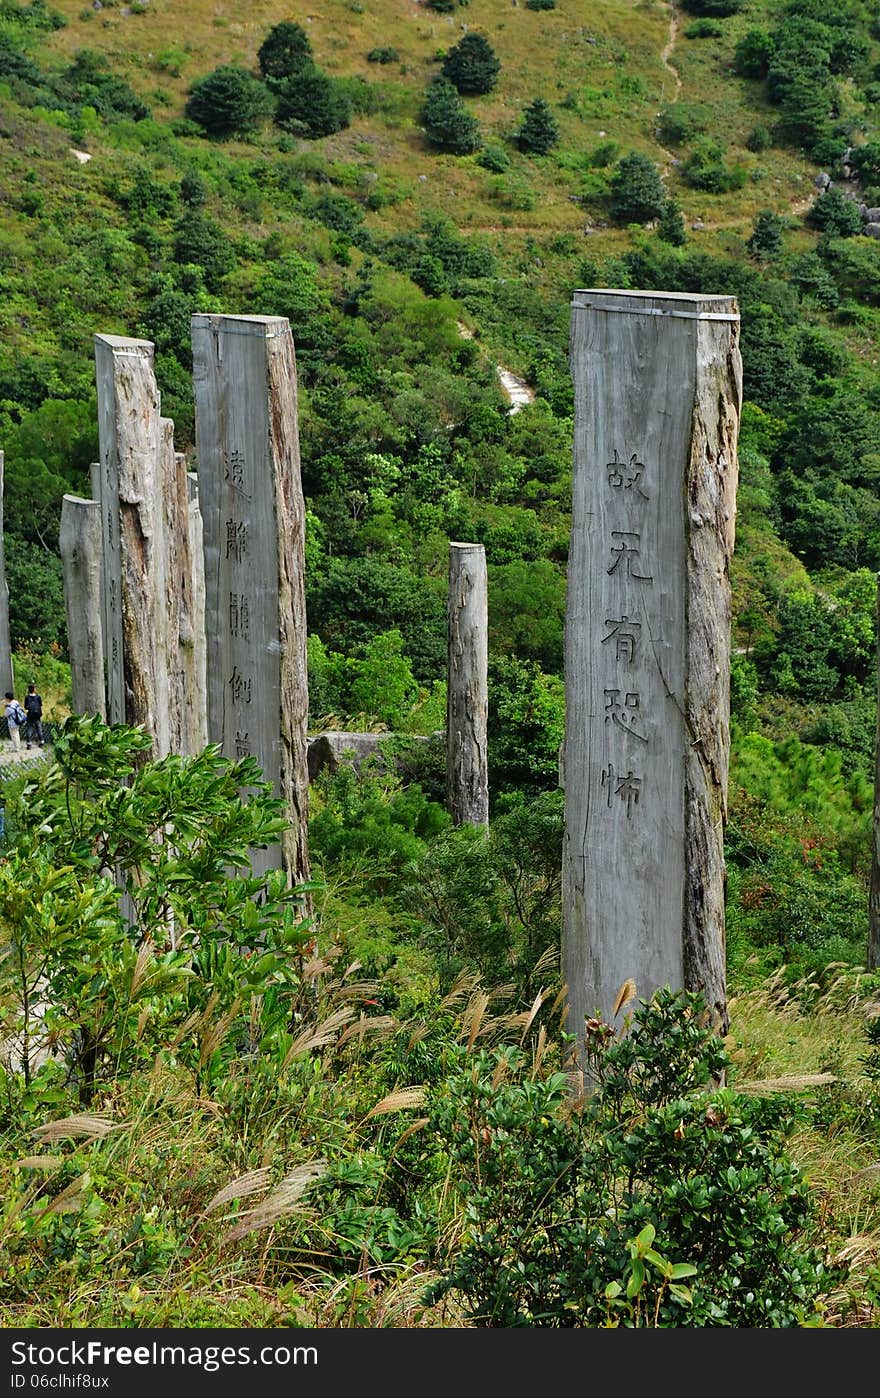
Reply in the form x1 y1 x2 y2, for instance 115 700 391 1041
4 690 26 751
23 682 44 748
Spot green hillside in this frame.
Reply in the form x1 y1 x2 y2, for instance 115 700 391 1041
2 0 880 1329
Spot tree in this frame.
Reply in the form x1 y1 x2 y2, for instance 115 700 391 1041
747 209 785 260
275 68 352 139
609 151 667 224
441 33 500 96
517 97 559 154
807 187 863 236
257 20 313 84
172 210 236 291
421 77 482 154
184 64 274 138
733 28 776 79
657 199 687 246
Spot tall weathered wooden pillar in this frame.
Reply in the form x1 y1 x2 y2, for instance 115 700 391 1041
447 542 489 827
0 451 13 696
160 422 207 755
868 574 880 970
186 469 208 752
94 333 168 754
191 313 310 887
563 289 741 1057
59 495 106 718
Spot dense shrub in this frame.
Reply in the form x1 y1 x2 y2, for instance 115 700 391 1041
441 33 500 95
256 20 312 83
517 97 560 154
609 152 667 224
275 68 352 139
184 65 273 137
421 76 482 154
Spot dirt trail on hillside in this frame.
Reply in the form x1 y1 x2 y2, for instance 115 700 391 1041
661 4 682 103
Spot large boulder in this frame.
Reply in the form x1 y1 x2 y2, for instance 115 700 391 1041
307 730 441 782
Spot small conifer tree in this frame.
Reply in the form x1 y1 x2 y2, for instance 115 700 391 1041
517 97 559 154
442 33 501 95
422 77 482 154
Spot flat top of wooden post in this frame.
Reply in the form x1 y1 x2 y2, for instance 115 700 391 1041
449 541 485 552
571 288 739 320
94 333 154 354
191 313 290 337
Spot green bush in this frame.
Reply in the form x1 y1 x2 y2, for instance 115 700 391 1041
275 68 352 139
256 20 312 84
517 97 560 154
184 65 273 137
441 32 500 96
421 76 482 154
609 151 666 224
684 18 723 37
425 988 831 1326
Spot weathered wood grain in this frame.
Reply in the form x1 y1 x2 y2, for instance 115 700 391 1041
563 289 740 1058
191 314 310 889
59 495 106 718
447 542 489 827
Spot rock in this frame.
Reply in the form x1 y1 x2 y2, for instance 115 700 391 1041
865 207 880 222
307 730 439 783
691 219 705 230
864 223 880 239
814 172 831 189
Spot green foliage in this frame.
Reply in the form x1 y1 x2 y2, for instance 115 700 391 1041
171 209 235 291
275 68 352 140
517 97 559 155
0 716 313 1098
681 138 747 193
748 208 786 260
441 32 500 96
309 761 449 891
657 200 687 246
656 103 707 145
3 539 65 652
426 989 830 1326
807 188 863 236
746 124 773 152
421 76 482 154
609 152 666 224
679 0 743 13
734 28 777 80
184 65 273 138
256 21 312 84
684 18 724 37
366 46 399 65
487 655 564 797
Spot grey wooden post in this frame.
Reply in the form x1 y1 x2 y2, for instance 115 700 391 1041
869 574 880 970
563 289 741 1057
94 333 169 756
191 313 311 887
59 495 106 718
185 468 208 753
0 451 13 696
447 542 489 827
160 422 207 755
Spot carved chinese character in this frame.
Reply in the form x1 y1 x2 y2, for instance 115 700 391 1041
228 591 251 640
229 666 252 705
235 729 251 757
224 449 251 500
225 519 249 563
604 689 648 743
606 448 649 499
600 614 641 664
108 576 117 614
607 531 653 582
600 761 642 818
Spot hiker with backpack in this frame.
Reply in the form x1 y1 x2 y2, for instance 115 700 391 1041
4 690 27 751
24 682 44 749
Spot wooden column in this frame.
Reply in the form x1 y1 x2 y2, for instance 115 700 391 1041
869 574 880 970
563 289 741 1055
59 495 106 719
447 541 489 827
191 313 310 887
94 333 168 755
0 451 13 696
